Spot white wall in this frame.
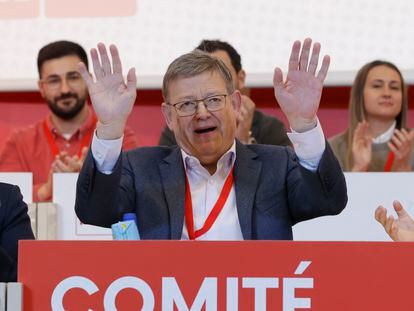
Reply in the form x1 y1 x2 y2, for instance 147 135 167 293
1 0 414 89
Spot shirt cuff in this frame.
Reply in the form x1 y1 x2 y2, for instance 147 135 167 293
91 131 123 174
286 119 325 172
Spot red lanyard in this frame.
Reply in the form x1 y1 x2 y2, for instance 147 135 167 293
185 166 234 240
384 151 395 172
42 115 97 158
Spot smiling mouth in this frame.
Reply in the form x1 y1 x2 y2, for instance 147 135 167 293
194 127 217 134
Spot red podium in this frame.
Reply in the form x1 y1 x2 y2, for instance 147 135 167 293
19 241 414 310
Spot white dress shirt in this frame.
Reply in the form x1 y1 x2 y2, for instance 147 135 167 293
372 121 396 144
91 120 326 240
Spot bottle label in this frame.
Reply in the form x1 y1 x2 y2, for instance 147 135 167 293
111 220 140 240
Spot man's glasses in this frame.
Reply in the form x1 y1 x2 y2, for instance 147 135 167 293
41 72 83 90
169 94 228 117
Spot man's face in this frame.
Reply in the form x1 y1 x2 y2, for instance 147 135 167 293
38 55 88 120
162 71 241 167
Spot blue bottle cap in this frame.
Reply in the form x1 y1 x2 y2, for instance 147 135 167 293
123 213 137 222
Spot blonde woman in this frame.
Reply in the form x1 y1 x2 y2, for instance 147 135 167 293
329 60 414 171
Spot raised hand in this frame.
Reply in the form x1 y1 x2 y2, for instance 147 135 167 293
273 38 330 132
389 128 414 172
351 121 372 171
235 95 256 143
78 43 136 139
375 201 414 241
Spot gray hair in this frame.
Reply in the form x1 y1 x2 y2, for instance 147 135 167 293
162 50 234 102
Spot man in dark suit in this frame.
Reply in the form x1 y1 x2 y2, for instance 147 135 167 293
0 183 34 282
75 38 347 240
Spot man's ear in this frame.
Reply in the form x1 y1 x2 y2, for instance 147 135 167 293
237 69 246 90
230 90 242 114
38 80 46 99
161 103 174 131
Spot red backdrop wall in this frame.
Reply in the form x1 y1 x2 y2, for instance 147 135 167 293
1 86 413 147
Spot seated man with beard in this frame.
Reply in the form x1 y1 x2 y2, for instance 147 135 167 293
0 41 138 201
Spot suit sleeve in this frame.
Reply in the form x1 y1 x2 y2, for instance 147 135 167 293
0 185 34 282
286 143 348 224
75 150 135 227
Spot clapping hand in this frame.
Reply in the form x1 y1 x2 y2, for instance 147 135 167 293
351 121 372 171
52 147 89 173
389 128 414 171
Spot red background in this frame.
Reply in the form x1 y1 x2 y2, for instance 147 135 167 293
1 86 414 149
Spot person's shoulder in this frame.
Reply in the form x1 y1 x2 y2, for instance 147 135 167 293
328 131 348 149
0 183 20 201
251 109 291 146
0 182 16 192
7 121 42 141
253 109 284 127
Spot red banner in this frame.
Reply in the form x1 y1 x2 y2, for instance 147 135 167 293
19 241 414 310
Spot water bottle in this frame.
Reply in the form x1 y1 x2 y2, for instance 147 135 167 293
111 213 140 240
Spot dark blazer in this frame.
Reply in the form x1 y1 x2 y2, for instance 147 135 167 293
75 141 347 240
159 110 291 147
0 183 34 282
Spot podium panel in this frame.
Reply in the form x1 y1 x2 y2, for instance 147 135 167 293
53 173 111 240
19 240 414 310
294 172 414 241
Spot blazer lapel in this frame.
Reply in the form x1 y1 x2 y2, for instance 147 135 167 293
159 147 186 240
234 141 262 240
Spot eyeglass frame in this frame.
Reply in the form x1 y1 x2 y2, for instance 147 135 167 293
40 71 84 90
167 93 229 117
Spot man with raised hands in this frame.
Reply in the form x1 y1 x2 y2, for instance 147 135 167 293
75 38 347 240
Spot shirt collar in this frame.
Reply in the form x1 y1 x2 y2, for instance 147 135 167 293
180 140 237 175
372 121 396 144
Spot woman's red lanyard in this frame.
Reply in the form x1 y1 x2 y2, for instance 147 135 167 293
384 151 395 172
42 115 97 158
185 167 234 240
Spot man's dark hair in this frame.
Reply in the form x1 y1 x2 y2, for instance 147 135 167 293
196 40 242 73
37 40 88 78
